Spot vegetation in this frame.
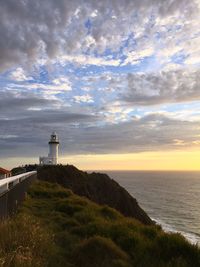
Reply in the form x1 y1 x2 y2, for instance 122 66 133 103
37 165 152 224
11 164 39 175
11 166 26 176
0 180 199 267
0 214 55 267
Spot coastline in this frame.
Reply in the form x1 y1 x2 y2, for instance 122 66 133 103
153 217 200 246
106 171 200 248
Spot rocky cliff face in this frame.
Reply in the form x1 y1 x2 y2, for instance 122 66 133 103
37 165 153 225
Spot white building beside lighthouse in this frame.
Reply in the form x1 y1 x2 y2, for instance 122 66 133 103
39 132 59 165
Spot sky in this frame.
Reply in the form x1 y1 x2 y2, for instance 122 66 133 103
0 0 200 170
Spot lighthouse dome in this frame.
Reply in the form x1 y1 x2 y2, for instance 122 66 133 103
49 132 59 143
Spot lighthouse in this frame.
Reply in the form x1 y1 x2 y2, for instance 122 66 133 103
39 132 59 165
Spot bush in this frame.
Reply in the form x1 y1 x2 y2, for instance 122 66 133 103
29 181 72 199
100 205 122 220
73 236 130 267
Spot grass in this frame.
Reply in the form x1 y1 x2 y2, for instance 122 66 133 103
0 214 56 267
0 180 200 267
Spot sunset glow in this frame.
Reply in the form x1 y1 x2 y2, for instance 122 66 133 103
63 150 200 171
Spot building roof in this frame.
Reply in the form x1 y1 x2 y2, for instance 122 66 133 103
0 167 11 174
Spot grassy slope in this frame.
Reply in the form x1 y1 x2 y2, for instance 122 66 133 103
0 180 200 267
37 165 152 225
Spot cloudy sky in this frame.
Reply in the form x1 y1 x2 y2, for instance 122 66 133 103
0 0 200 170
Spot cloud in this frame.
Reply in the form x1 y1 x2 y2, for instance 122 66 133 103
119 69 200 105
122 47 154 66
101 101 134 123
0 0 199 71
0 90 98 157
0 91 56 115
28 79 72 93
60 54 121 67
4 75 72 99
1 111 199 158
184 55 200 65
0 135 18 139
71 113 200 154
0 90 94 120
73 94 94 103
9 67 31 81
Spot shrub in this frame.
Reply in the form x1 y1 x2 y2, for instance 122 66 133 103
55 200 83 215
100 205 122 220
29 181 72 199
73 236 130 267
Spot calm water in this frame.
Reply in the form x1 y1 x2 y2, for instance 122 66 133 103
105 171 200 246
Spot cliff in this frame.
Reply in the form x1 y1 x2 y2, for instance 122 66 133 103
37 165 152 225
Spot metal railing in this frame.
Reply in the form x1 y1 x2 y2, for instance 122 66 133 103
0 171 37 219
0 171 36 196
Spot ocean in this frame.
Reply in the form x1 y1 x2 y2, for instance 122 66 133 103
105 171 200 246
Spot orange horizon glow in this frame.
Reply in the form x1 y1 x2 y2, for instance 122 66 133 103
2 149 200 171
60 149 200 171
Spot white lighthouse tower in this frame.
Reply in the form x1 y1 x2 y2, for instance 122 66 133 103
39 132 59 165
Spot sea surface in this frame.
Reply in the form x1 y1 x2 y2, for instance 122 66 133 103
105 171 200 246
